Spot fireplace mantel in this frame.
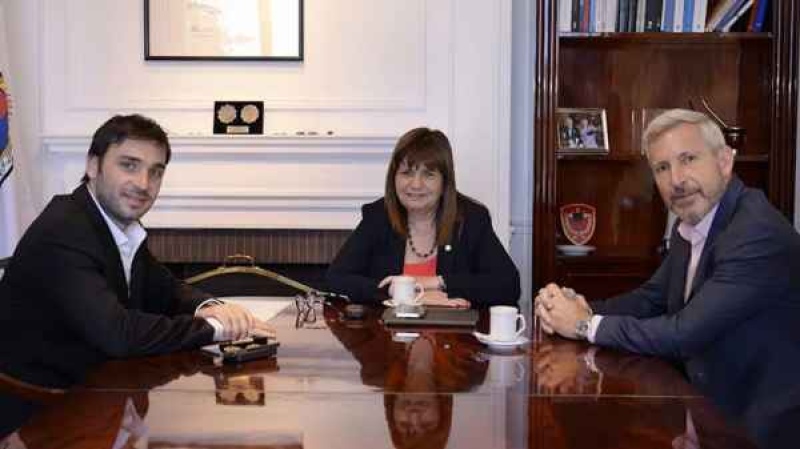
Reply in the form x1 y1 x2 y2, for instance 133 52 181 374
42 134 394 230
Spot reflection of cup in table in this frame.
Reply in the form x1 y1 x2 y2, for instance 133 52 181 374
489 306 526 342
488 355 526 387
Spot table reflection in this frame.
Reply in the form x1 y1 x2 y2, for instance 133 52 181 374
325 303 489 449
1 300 795 449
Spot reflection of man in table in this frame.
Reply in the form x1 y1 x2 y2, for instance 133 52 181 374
2 352 205 449
535 109 800 446
533 340 753 448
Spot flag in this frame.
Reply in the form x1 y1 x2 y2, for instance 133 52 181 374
0 72 12 188
0 1 22 260
0 70 20 258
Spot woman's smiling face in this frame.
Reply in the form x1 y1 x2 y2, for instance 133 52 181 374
394 159 444 215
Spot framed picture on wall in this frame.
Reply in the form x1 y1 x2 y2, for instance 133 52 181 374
556 108 609 154
144 0 304 61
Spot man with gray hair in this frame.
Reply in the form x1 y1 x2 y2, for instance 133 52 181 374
535 109 800 442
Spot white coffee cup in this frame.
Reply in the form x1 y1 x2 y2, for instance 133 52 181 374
392 276 424 305
489 306 526 342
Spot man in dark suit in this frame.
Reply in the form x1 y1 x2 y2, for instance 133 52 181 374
0 114 273 390
535 109 800 443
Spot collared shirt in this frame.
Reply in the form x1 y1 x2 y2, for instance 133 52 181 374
588 205 720 343
88 190 147 292
677 204 718 301
88 188 225 340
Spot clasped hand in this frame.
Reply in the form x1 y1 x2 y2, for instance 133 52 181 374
378 275 470 308
196 303 276 341
534 283 593 339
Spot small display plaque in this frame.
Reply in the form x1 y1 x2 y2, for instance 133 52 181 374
213 101 264 135
559 203 596 246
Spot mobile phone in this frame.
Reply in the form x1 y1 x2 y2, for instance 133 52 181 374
218 337 279 364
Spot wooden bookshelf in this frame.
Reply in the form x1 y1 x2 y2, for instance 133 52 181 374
532 1 799 299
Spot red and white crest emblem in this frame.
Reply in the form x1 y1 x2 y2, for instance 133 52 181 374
560 203 596 246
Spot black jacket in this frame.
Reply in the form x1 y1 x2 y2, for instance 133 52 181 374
0 184 214 388
326 196 520 306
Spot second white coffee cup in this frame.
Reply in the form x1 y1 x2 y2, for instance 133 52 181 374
392 276 424 305
489 306 526 341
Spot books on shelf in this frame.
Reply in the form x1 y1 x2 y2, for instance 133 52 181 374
558 0 572 32
707 0 753 31
689 0 709 32
556 0 765 34
720 0 754 32
747 0 769 32
644 0 664 32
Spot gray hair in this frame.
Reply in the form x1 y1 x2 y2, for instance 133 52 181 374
642 109 727 157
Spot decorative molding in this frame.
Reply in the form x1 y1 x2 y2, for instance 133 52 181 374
64 96 429 113
42 134 386 230
152 188 379 211
42 134 397 156
142 212 363 230
157 188 379 200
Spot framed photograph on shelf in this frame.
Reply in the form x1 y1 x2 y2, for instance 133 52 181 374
556 108 609 154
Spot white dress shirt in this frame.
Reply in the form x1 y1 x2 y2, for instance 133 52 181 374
88 190 147 293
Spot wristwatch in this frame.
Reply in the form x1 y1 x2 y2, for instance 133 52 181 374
575 318 591 341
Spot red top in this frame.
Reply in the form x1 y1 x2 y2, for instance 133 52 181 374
403 257 437 277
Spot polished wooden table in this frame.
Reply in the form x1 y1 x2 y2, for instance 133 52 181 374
0 300 764 448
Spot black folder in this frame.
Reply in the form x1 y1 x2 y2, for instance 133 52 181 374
381 307 479 327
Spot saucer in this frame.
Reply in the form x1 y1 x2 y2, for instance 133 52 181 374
473 332 530 349
556 244 596 256
383 299 422 308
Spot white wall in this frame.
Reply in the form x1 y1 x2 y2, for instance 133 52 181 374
4 0 513 242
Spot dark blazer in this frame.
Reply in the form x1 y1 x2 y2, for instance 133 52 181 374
326 196 520 306
0 185 215 388
591 177 800 417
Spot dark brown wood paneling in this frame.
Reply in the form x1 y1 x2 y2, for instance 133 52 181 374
532 0 559 291
559 34 772 159
147 229 351 264
557 158 663 254
770 1 799 218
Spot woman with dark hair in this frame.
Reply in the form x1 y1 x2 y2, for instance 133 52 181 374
326 127 520 308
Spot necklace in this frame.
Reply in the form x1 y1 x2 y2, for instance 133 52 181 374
408 232 437 259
